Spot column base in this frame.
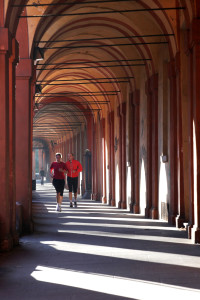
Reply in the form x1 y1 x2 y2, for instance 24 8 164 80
111 199 115 206
0 236 13 252
91 193 98 200
187 223 193 239
12 231 19 246
133 204 140 214
102 196 107 204
82 190 92 199
150 208 158 219
16 201 22 236
129 202 134 213
145 207 150 218
120 202 127 209
168 213 176 225
175 215 186 228
191 226 200 244
23 220 34 234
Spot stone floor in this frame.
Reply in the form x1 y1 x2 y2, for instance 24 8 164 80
0 183 200 300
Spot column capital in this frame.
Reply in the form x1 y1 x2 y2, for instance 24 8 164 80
145 77 151 96
189 19 200 49
16 58 33 78
0 28 12 55
11 38 19 65
168 59 176 78
117 102 126 116
108 110 114 123
174 52 181 74
150 74 158 92
130 90 140 106
183 29 191 56
145 74 158 95
101 117 105 130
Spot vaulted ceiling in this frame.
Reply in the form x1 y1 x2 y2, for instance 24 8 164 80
9 0 191 146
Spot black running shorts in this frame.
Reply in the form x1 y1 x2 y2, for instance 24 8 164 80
67 177 78 193
52 179 65 196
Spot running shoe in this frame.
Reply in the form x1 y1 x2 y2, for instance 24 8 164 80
56 204 61 212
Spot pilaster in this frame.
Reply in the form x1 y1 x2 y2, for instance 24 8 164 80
145 78 152 218
168 60 178 225
91 121 98 200
130 91 140 214
108 111 115 206
189 18 200 243
175 52 186 228
0 28 18 251
16 58 33 233
117 102 126 209
101 118 107 204
150 74 159 220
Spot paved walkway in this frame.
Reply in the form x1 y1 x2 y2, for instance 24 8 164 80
0 183 200 300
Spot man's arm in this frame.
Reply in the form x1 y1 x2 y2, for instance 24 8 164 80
77 161 83 173
49 164 54 178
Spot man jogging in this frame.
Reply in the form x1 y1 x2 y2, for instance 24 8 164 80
50 153 67 212
61 153 82 207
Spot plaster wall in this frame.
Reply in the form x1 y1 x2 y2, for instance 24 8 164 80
180 29 190 221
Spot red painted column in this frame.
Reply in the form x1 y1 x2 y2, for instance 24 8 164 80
168 60 178 225
70 137 73 153
91 121 98 200
32 150 36 178
16 58 33 233
43 150 45 168
38 149 43 171
150 74 159 219
190 18 200 243
87 115 93 152
108 111 115 206
175 53 186 228
64 138 67 161
81 129 86 196
145 79 152 218
185 29 194 238
9 37 19 245
0 28 17 251
118 103 126 209
130 90 140 214
130 93 135 213
101 118 107 203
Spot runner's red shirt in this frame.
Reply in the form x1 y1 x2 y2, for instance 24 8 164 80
66 159 82 178
50 162 67 180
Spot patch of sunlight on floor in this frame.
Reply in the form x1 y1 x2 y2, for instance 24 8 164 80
40 241 200 268
59 215 166 223
31 265 200 300
58 229 190 244
60 221 178 231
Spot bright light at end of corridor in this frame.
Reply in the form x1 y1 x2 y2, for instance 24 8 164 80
31 265 200 300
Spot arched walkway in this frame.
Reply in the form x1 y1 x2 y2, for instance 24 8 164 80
0 183 200 299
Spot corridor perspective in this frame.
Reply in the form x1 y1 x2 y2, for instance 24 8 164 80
1 183 200 300
1 0 200 298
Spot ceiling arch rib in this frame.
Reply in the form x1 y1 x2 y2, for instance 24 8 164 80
24 0 181 145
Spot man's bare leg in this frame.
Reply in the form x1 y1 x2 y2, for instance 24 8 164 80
74 192 77 207
56 192 60 204
56 193 62 211
69 192 73 207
